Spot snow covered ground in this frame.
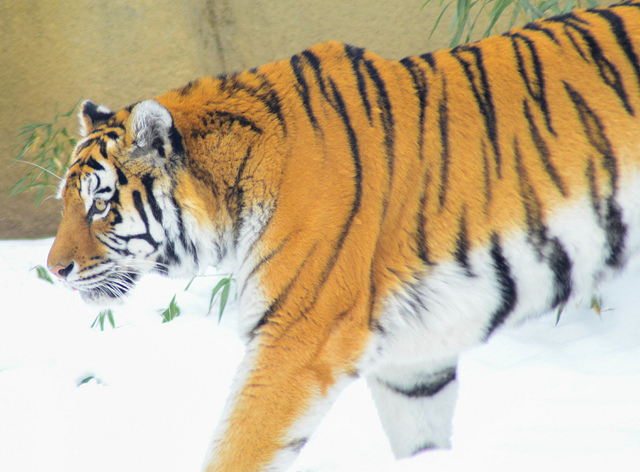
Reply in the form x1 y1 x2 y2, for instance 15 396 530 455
1 238 639 472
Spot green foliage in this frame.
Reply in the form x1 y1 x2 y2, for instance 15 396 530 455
32 264 54 284
78 375 96 386
91 309 116 330
425 0 600 47
161 294 181 323
10 99 81 205
208 276 234 321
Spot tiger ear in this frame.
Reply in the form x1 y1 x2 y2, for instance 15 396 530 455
79 100 115 137
129 100 174 159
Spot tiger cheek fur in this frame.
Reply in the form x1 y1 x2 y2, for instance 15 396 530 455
48 2 640 471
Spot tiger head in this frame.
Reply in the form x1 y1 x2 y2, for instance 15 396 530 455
47 99 214 304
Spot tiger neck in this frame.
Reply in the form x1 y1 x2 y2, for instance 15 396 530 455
155 77 287 267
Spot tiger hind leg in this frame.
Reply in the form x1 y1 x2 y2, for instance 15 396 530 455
366 359 459 458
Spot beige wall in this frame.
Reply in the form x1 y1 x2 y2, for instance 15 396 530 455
1 0 507 238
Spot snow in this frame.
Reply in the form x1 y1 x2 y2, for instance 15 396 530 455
1 238 639 472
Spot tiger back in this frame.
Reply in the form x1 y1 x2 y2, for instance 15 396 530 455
47 2 640 471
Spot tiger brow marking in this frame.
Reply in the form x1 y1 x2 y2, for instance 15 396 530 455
510 33 555 136
523 100 567 197
84 156 105 171
451 45 501 178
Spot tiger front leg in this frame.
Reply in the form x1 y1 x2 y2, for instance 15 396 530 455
203 321 367 472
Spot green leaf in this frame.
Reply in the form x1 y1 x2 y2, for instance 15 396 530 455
208 277 231 314
161 295 181 323
34 265 54 284
91 309 115 331
219 281 231 322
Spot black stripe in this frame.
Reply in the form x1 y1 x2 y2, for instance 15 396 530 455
75 138 97 155
105 131 120 141
344 45 373 122
586 157 602 218
99 140 109 160
591 8 640 95
240 236 290 298
168 123 185 159
229 147 252 246
415 169 431 265
218 73 286 134
481 144 492 213
419 52 437 70
437 78 450 209
84 156 105 171
451 45 501 177
563 82 618 190
290 54 318 127
132 190 149 229
115 167 128 186
548 237 572 308
399 56 428 161
523 100 567 197
301 50 332 103
363 58 395 211
250 242 319 337
170 194 198 262
379 367 456 398
511 33 555 135
141 174 163 224
563 21 633 115
486 233 517 337
454 208 472 274
522 22 561 44
203 111 263 135
514 137 547 248
604 197 627 267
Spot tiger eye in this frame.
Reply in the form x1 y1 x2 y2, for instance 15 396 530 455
94 199 107 212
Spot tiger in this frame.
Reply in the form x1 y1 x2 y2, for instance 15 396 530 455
47 1 640 470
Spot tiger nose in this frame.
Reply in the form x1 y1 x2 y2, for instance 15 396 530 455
49 262 75 280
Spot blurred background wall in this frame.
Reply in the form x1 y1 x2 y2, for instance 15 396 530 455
0 0 517 238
